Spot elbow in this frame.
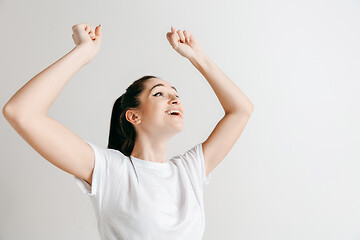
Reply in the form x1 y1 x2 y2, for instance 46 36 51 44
3 103 12 120
3 103 16 122
3 102 45 124
246 103 255 114
2 103 23 123
249 104 255 113
245 107 254 116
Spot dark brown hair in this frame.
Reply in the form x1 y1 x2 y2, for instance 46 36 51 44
107 75 158 156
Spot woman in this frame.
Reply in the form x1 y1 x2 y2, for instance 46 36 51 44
3 23 254 239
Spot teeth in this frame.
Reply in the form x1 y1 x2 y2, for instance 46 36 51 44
165 109 181 116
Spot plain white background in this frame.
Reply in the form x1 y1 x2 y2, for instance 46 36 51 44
1 0 360 239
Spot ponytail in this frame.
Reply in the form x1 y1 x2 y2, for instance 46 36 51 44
107 75 158 157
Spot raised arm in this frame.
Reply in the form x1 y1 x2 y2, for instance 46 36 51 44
189 50 254 177
3 23 102 186
166 26 254 177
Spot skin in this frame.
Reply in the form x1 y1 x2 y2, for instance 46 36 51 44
3 23 254 184
125 77 185 163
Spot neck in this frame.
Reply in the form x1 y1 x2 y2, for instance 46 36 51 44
130 134 171 163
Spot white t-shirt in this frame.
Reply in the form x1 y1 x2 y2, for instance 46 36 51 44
74 140 211 240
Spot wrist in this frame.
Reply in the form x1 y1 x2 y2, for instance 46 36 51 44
188 50 211 70
72 44 93 67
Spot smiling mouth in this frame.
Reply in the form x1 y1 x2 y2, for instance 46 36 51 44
164 112 182 118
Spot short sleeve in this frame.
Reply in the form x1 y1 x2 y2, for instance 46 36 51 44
181 143 212 187
73 140 107 196
198 142 212 186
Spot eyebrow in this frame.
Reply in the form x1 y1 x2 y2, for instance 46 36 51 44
149 83 178 94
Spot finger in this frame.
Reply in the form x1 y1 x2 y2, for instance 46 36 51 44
183 30 192 42
167 26 179 47
166 32 178 47
95 25 102 36
170 26 179 41
72 23 86 32
83 23 91 33
95 24 102 39
89 26 96 39
177 30 185 43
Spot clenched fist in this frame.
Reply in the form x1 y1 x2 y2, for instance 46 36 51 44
72 23 102 64
166 26 203 60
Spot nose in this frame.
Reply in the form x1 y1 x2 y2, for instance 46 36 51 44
169 94 180 104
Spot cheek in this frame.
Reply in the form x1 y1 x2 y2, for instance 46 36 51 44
143 102 166 119
145 107 165 120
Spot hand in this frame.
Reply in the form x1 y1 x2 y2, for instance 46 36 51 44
166 26 203 60
72 23 102 63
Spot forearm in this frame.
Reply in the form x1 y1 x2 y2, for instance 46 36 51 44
3 45 90 120
188 51 254 115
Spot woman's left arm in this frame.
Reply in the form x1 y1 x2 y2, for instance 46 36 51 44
189 50 255 178
167 27 254 177
189 51 254 114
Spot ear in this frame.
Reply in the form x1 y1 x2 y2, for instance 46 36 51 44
125 109 142 124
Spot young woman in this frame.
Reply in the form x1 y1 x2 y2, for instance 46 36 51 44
3 23 254 239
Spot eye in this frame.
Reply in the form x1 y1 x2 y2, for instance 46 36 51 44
153 92 180 98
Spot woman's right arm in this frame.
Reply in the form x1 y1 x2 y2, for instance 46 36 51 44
2 23 102 186
3 113 95 186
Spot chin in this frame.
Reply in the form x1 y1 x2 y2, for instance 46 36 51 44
171 125 184 134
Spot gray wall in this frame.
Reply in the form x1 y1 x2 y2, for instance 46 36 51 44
1 0 360 239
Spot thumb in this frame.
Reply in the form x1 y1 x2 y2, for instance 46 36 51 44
94 24 102 40
167 26 179 48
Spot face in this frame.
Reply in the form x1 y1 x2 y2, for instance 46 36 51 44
126 78 184 139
